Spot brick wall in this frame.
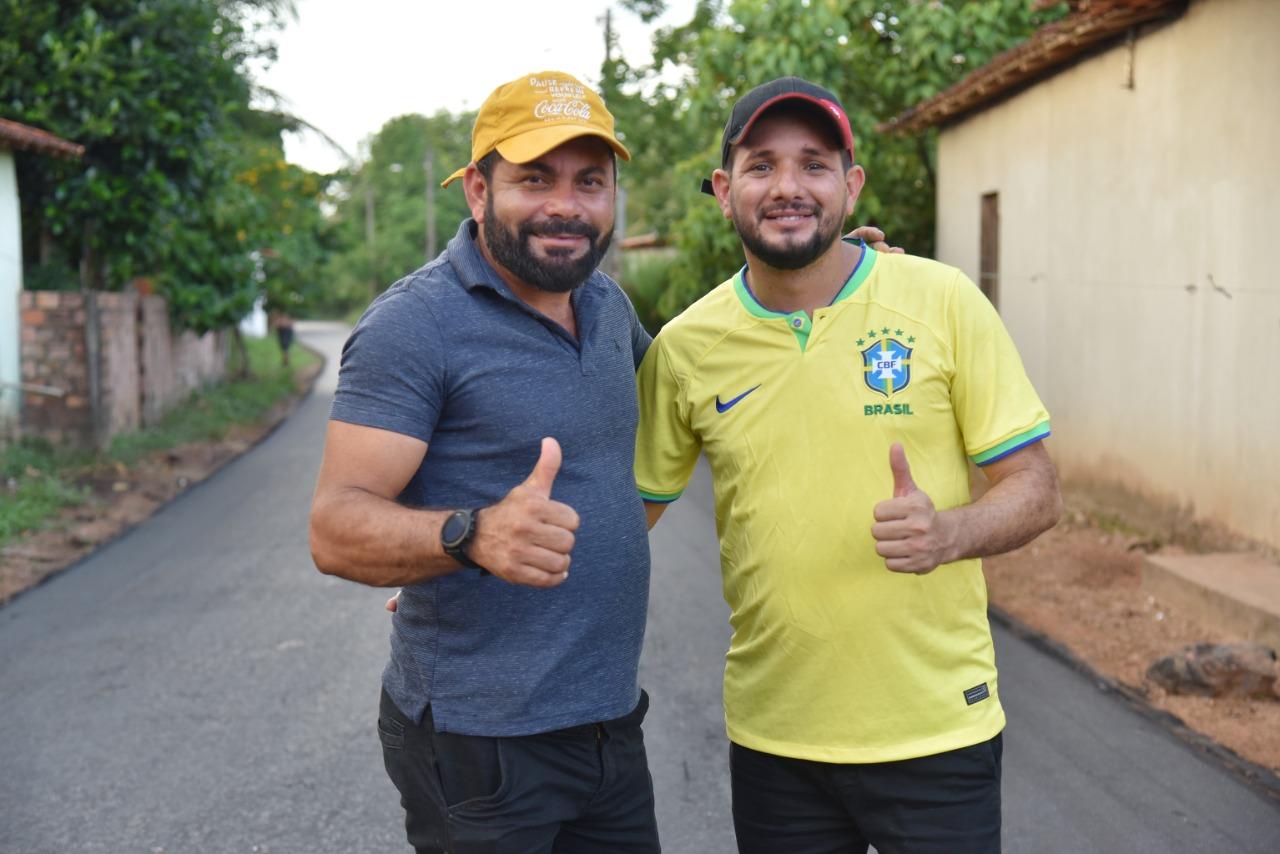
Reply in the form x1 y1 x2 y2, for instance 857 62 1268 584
18 290 226 447
19 291 91 445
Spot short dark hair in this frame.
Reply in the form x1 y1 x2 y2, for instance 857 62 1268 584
475 149 500 180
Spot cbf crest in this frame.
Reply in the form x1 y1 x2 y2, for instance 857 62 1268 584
860 335 912 398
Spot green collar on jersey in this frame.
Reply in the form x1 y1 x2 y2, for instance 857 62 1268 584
733 240 878 351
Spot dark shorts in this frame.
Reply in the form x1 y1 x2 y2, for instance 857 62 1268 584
730 734 1003 854
378 688 661 854
276 326 294 351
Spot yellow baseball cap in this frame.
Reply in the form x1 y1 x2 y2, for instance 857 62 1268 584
441 71 631 187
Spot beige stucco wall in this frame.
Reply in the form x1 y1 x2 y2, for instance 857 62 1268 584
0 149 21 428
934 0 1280 547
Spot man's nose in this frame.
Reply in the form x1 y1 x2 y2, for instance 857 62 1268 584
770 162 803 198
542 182 584 218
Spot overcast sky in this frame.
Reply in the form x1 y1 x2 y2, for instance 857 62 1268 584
253 0 698 173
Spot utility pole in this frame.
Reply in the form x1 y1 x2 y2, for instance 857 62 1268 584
604 186 627 283
603 7 613 66
425 145 437 261
364 170 377 298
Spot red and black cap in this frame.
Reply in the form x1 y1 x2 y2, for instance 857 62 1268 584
701 76 855 195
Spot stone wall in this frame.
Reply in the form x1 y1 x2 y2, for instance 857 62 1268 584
97 292 141 437
18 290 226 447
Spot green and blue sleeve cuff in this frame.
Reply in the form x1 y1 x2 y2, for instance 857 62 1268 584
638 487 683 504
970 421 1051 466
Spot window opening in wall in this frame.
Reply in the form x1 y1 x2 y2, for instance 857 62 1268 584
980 192 1000 310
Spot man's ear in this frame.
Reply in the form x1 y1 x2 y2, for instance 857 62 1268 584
711 169 733 220
462 165 487 223
844 164 866 218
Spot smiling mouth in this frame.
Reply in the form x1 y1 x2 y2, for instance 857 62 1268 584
762 210 816 226
532 234 589 257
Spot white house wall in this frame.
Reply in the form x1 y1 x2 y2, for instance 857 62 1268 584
934 0 1280 546
0 149 21 425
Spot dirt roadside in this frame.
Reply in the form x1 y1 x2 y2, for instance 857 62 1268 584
984 483 1280 793
0 357 323 604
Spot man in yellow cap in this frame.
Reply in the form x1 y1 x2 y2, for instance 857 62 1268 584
310 71 661 853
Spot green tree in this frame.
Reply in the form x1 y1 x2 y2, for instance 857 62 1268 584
233 114 331 317
0 0 306 333
320 111 474 314
609 0 1066 320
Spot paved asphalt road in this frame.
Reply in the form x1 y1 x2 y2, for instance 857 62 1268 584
2 321 1278 854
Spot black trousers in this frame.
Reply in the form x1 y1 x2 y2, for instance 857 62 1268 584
730 734 1003 854
378 689 661 854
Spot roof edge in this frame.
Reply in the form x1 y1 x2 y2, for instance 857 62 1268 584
879 0 1188 135
0 117 85 159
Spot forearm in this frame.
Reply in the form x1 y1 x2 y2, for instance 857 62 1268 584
938 462 1062 564
644 500 668 530
309 487 462 587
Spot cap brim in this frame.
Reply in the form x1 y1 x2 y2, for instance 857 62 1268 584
729 92 855 161
497 124 631 166
440 166 467 188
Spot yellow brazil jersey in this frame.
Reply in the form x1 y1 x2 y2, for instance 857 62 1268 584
634 245 1050 764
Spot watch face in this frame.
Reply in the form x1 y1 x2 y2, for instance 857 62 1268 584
442 511 468 546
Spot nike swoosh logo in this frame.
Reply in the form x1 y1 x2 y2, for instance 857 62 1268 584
715 385 761 413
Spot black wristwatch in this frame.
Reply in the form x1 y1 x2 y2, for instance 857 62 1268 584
441 509 482 570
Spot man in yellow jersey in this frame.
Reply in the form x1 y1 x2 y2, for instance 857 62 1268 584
635 77 1062 854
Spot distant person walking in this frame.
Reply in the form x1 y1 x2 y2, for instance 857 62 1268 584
270 310 295 366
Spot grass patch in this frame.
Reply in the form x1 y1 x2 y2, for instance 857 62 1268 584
0 439 89 544
0 335 317 547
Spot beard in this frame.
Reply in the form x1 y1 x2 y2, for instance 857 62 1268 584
731 196 846 271
483 193 613 293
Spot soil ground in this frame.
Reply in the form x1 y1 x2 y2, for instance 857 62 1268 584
985 482 1280 777
3 400 1277 780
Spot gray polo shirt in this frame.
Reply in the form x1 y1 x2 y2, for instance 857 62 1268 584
331 220 652 735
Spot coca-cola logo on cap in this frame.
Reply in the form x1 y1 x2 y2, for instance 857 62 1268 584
534 99 592 120
528 76 592 122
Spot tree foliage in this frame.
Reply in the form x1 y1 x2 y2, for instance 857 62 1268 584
609 0 1067 319
318 111 474 314
0 0 327 332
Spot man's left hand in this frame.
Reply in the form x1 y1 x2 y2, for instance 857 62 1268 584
871 444 955 574
846 225 905 254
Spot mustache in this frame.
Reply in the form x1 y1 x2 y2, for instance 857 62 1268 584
522 218 599 239
758 201 819 219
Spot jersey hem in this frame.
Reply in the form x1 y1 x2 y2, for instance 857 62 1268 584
725 709 1006 764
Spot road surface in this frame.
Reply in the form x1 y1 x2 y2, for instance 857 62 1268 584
2 322 1277 853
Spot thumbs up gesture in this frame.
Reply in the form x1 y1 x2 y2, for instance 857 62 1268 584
871 443 955 575
472 437 580 588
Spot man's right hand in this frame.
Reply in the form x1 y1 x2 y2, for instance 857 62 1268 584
469 437 579 588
